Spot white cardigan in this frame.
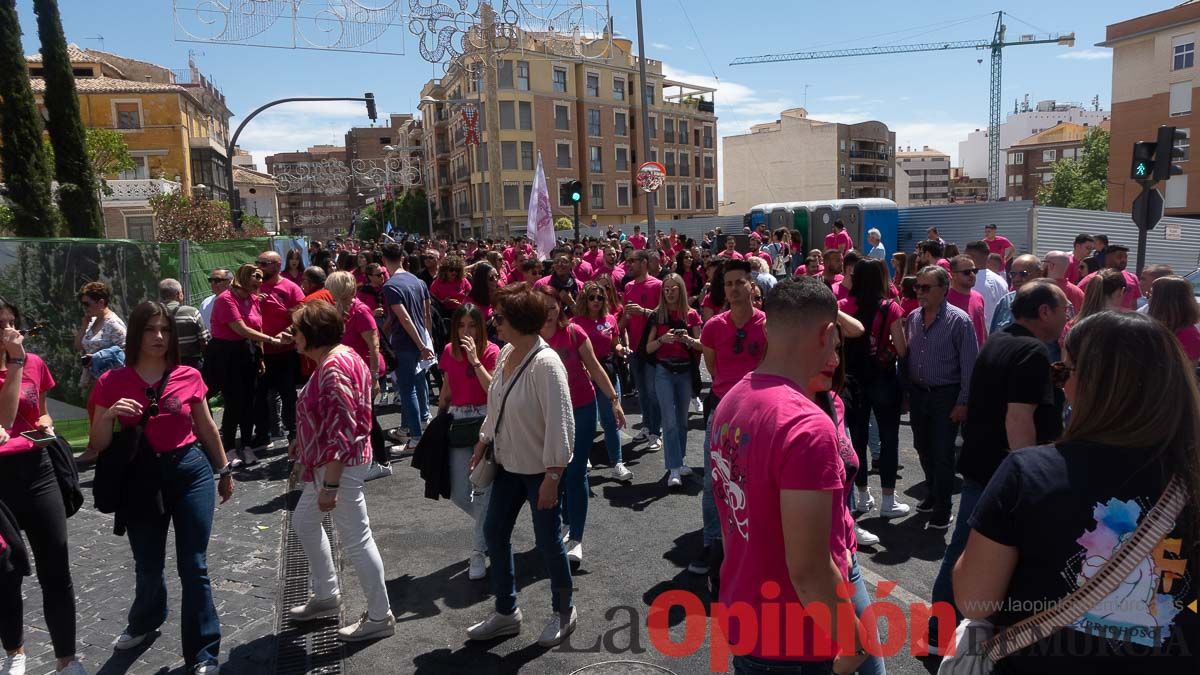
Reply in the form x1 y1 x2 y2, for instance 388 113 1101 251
479 338 574 475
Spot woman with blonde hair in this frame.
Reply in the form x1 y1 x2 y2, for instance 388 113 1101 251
572 281 630 480
1148 275 1200 363
645 273 702 488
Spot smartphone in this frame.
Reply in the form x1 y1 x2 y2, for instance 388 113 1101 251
20 429 55 447
671 329 687 336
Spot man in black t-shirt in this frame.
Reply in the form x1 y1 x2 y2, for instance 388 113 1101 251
929 280 1070 634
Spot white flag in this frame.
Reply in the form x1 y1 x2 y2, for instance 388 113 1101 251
527 151 556 261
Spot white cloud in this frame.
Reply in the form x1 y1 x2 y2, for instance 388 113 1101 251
652 42 671 50
892 121 980 166
1057 49 1111 61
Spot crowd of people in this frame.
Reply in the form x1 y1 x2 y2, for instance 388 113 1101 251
0 221 1197 674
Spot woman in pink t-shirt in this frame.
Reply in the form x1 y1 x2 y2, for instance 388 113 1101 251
89 301 234 671
435 304 499 579
645 274 702 487
539 288 624 565
571 281 630 480
430 256 472 311
1147 275 1200 363
282 247 305 285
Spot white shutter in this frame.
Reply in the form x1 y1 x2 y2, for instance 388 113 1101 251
1170 81 1193 116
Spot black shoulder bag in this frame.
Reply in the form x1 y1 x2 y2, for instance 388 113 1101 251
93 369 171 515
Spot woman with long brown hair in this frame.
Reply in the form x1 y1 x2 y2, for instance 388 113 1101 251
430 256 472 311
572 281 630 480
1148 275 1200 363
954 310 1200 668
645 274 702 488
1073 268 1126 326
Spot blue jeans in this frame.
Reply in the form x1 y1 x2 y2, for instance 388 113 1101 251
931 479 985 615
595 381 623 464
654 366 692 471
701 411 720 547
849 554 886 675
124 444 220 668
485 467 574 615
561 399 597 542
732 655 833 674
393 348 429 439
630 353 661 436
909 385 960 517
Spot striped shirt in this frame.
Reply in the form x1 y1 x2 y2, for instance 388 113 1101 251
905 300 979 406
295 347 373 481
164 302 210 362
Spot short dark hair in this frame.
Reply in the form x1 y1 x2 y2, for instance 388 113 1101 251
763 276 837 327
984 223 997 230
843 249 861 266
303 266 327 288
292 301 344 349
125 301 179 369
919 239 945 258
1074 233 1094 246
519 259 540 273
1010 279 1062 321
380 243 404 263
723 259 753 276
1094 234 1109 247
78 281 112 305
493 282 549 335
964 240 989 256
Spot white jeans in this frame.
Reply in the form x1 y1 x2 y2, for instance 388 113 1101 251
293 463 391 620
448 445 491 555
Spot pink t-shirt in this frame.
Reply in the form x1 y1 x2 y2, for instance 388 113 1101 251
822 273 844 290
1177 325 1200 362
623 276 663 350
572 313 619 361
0 354 55 457
653 309 702 362
548 323 597 408
824 230 852 254
439 341 500 407
985 235 1013 257
1078 269 1141 310
341 299 383 375
261 276 305 354
93 366 206 453
838 297 905 357
718 249 744 260
629 234 647 250
430 277 472 307
1056 278 1085 313
831 281 851 303
947 288 987 346
1067 254 1085 284
700 309 767 398
209 290 261 341
711 373 851 660
574 260 595 283
937 258 952 273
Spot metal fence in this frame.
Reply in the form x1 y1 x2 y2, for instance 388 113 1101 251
897 201 1034 255
1033 206 1200 274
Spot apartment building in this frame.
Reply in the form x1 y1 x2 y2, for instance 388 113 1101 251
1103 3 1200 216
897 146 951 206
418 26 718 237
265 145 351 238
344 113 423 213
23 46 232 239
232 166 280 233
1005 121 1107 202
721 108 896 212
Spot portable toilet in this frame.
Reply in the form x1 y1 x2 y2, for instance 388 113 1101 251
832 200 864 249
859 198 900 274
767 204 792 232
748 205 768 230
810 201 837 251
784 202 811 252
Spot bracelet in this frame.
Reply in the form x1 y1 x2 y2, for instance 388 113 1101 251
6 357 25 367
217 463 232 478
322 482 340 490
469 361 482 368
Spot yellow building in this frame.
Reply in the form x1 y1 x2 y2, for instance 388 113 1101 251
25 45 232 239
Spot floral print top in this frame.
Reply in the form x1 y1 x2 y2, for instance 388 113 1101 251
295 347 373 481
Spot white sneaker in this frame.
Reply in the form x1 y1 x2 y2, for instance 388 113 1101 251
678 465 693 477
880 500 912 519
610 463 633 481
468 552 488 580
566 539 583 564
1 654 25 675
467 609 523 640
240 447 259 467
537 607 578 647
57 662 88 675
666 469 682 488
192 664 219 675
560 523 571 543
337 611 396 642
586 459 592 470
289 594 341 621
690 397 703 413
647 435 662 450
114 630 150 651
854 488 875 514
363 463 393 482
856 526 881 547
422 411 432 425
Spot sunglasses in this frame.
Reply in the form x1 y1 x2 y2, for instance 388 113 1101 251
493 314 506 325
956 268 978 276
251 274 264 280
733 328 747 354
1015 269 1039 278
1050 361 1075 388
143 386 160 417
587 294 605 302
208 277 229 284
914 283 937 293
255 259 278 266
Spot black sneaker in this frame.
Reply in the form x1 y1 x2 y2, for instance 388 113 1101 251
687 546 711 575
927 512 954 530
915 497 937 513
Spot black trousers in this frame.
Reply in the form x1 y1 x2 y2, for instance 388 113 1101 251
208 338 258 450
0 449 76 659
253 351 298 443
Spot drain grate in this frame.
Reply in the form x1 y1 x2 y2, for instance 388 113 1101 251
274 476 344 675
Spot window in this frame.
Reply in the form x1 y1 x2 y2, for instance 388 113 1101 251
559 181 572 207
587 109 601 136
680 151 690 176
679 120 688 144
840 164 846 177
125 215 153 240
613 77 625 100
499 101 516 129
703 155 713 179
649 116 657 139
1166 175 1189 208
614 111 627 136
521 141 534 170
119 156 149 180
1177 128 1191 161
498 60 514 89
504 183 521 210
703 126 713 149
478 183 490 211
556 142 571 168
586 73 600 97
617 182 630 207
680 183 691 209
516 61 530 90
523 183 532 209
553 67 568 92
555 104 570 130
501 141 517 170
1175 34 1195 71
1042 149 1056 163
1008 152 1024 165
590 145 602 173
644 83 655 106
665 151 676 176
649 148 658 162
1171 81 1192 116
664 118 675 143
476 142 488 171
665 184 677 209
591 183 604 209
114 101 141 129
616 146 629 172
378 136 392 145
519 101 532 130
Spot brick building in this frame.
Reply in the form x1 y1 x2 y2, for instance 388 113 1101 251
265 145 350 238
1005 121 1108 202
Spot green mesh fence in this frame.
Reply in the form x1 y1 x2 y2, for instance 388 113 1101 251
162 237 269 306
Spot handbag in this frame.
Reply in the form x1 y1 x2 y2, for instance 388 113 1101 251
92 369 171 514
469 346 546 489
938 473 1189 675
46 435 83 518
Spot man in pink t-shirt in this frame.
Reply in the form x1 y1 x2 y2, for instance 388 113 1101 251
718 236 744 260
628 225 647 250
982 224 1015 263
1066 233 1095 284
947 255 987 346
710 276 865 672
622 250 664 447
1077 244 1140 310
1042 251 1086 313
823 220 853 255
256 249 306 445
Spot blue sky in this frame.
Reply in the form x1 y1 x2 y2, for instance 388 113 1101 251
18 1 1140 182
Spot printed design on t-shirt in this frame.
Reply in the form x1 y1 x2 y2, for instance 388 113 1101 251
160 394 184 416
1067 497 1190 646
711 421 751 541
20 383 38 407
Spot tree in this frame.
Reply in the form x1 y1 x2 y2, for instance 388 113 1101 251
0 202 12 234
0 0 57 236
149 192 266 242
1036 128 1109 211
554 216 572 231
34 0 102 237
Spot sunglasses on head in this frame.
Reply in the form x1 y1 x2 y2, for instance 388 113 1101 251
1050 361 1074 388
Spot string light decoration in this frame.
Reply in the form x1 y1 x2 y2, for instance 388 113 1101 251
173 0 408 54
271 156 422 194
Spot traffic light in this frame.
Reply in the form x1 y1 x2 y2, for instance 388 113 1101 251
1131 141 1155 181
1153 125 1187 181
567 180 583 204
364 92 377 121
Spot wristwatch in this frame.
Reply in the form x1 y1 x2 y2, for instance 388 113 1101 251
217 463 232 478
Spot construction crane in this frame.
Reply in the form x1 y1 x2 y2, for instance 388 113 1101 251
731 11 1075 201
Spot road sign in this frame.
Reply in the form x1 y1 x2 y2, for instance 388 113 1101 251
1132 185 1164 231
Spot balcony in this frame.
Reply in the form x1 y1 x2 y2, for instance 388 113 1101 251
101 178 181 203
849 149 889 161
849 173 889 183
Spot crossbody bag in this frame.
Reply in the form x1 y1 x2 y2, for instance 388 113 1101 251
468 346 546 489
